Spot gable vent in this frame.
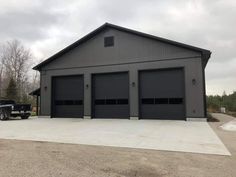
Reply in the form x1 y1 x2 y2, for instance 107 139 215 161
104 36 114 47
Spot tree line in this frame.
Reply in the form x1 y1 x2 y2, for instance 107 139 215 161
207 91 236 112
0 40 39 104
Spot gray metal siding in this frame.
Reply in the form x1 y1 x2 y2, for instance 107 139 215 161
38 28 205 119
42 28 200 71
39 57 205 118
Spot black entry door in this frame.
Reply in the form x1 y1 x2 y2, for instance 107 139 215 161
139 68 185 120
92 72 129 118
52 75 84 118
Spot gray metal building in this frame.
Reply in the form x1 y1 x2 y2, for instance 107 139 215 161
33 23 211 120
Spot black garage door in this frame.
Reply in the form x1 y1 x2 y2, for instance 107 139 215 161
52 75 84 118
92 72 129 118
139 68 185 120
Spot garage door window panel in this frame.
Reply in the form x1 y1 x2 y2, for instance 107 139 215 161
142 98 183 105
94 99 129 105
169 98 183 104
142 98 154 104
155 98 169 104
55 100 83 106
117 99 128 105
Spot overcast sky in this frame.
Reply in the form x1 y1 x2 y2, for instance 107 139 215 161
0 0 235 95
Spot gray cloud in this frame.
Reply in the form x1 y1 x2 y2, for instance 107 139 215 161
0 11 60 41
0 0 235 95
0 0 66 42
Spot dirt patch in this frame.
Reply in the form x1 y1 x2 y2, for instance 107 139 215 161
227 112 236 118
207 113 220 122
207 116 220 122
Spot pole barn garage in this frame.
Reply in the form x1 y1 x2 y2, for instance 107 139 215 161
32 23 211 121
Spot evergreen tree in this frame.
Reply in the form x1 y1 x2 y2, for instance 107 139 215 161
207 91 236 112
5 78 18 101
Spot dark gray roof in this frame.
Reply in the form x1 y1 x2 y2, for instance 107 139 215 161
33 23 211 70
29 88 40 96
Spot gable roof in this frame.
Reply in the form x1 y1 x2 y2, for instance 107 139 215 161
33 23 211 70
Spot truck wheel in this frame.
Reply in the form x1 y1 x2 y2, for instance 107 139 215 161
21 115 29 119
6 108 11 119
0 111 5 120
0 109 7 120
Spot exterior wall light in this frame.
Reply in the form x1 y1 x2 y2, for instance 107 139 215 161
192 78 196 85
132 82 135 87
86 84 89 89
44 86 47 91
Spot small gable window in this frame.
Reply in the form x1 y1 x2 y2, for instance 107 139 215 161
104 36 114 47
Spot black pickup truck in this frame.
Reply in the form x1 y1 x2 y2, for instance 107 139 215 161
0 99 31 120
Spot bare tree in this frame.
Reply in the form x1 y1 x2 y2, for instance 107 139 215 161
32 70 40 89
0 63 3 98
0 45 5 98
2 40 31 82
30 59 42 90
1 40 32 101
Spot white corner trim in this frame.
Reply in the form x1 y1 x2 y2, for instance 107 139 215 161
83 116 91 119
38 116 51 118
130 116 139 120
186 118 207 122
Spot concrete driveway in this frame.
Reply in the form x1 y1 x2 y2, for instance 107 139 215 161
0 117 230 155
